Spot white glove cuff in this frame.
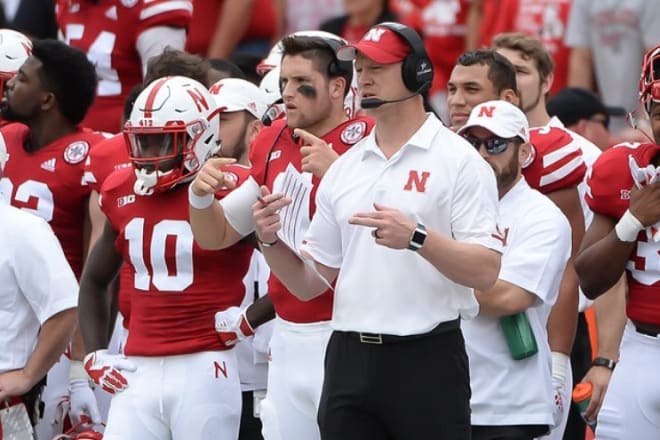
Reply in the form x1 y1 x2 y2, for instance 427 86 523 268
551 351 570 383
188 185 215 210
69 360 88 382
615 209 644 242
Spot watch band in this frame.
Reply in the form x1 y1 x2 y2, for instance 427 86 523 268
592 356 617 371
257 237 279 248
408 223 427 251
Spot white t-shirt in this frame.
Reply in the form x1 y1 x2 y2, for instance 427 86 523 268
301 114 502 335
565 0 660 131
0 203 78 373
463 178 571 426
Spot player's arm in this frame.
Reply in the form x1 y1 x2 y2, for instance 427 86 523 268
206 0 256 58
546 186 583 355
245 295 276 328
79 220 123 353
577 180 660 297
567 47 594 91
87 191 106 251
475 281 536 317
254 189 339 300
581 275 627 421
136 26 186 76
464 0 483 51
189 157 252 250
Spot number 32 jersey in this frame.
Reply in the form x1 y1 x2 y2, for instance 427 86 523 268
56 0 192 133
0 123 107 278
100 166 253 356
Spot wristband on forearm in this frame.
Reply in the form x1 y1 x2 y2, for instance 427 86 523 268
188 185 215 210
615 209 644 242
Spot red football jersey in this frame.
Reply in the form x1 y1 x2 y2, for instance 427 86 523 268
57 0 192 133
523 126 586 194
84 133 133 327
100 166 252 356
486 0 572 95
84 133 131 193
0 124 107 278
585 142 660 325
393 0 471 94
250 116 375 323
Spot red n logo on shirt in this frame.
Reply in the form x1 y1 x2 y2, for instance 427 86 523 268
403 170 430 193
478 106 496 118
214 360 228 379
491 225 510 247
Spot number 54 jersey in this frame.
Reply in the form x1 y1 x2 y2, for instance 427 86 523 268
100 166 253 356
56 0 192 133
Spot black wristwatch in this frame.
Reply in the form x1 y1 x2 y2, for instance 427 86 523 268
408 223 427 251
592 357 617 371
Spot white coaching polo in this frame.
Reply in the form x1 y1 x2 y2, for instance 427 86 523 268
0 203 78 373
300 114 501 335
462 178 571 426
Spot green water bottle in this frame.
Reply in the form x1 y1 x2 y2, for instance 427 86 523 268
500 312 538 360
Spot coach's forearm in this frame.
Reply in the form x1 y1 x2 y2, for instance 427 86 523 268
594 276 627 360
419 230 501 291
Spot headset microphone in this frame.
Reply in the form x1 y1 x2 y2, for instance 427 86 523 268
360 82 429 109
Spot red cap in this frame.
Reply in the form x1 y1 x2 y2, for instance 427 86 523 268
337 26 411 64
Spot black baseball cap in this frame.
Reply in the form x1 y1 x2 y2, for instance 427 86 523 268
547 87 626 128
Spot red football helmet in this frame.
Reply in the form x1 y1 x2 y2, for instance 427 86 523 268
640 44 660 114
0 29 31 99
124 75 221 195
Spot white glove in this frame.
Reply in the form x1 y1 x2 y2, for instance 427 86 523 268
215 306 255 346
83 349 137 395
69 361 102 425
629 155 660 241
551 352 570 428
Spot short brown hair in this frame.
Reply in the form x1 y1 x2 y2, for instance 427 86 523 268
280 36 353 96
144 47 211 87
493 32 554 82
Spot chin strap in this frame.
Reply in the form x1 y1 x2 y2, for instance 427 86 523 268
133 168 157 196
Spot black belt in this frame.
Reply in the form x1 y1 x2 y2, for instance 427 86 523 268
634 324 660 338
343 318 460 344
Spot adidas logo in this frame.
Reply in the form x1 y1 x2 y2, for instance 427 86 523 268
40 158 56 172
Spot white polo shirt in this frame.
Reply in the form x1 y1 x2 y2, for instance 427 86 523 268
0 203 78 374
300 114 501 335
462 178 571 426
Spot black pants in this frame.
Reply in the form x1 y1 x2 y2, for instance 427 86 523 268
472 424 549 440
564 312 592 440
318 326 471 440
239 391 263 440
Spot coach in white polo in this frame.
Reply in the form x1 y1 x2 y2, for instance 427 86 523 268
0 140 78 429
458 100 572 440
250 22 503 439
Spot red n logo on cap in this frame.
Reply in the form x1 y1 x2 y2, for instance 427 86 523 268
404 170 430 193
364 28 386 42
478 106 496 118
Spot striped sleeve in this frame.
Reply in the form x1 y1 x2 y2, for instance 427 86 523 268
524 126 586 194
137 0 192 32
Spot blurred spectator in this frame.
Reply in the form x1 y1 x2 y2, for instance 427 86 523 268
9 0 57 39
57 0 192 133
566 0 660 134
320 0 397 43
284 0 344 34
547 87 626 150
480 0 574 96
395 0 480 123
230 52 263 84
187 0 280 58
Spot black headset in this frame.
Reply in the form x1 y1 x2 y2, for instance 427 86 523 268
313 36 354 83
376 22 433 94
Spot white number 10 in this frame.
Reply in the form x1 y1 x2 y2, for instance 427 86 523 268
125 218 194 292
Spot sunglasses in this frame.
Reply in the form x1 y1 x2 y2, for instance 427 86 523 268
462 134 521 155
